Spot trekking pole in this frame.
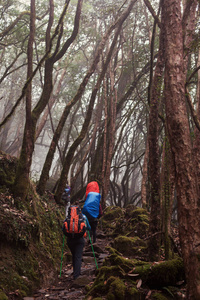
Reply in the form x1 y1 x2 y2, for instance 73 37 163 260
87 230 98 270
59 235 65 278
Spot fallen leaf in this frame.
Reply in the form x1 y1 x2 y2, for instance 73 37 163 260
137 279 142 288
145 290 151 299
128 267 136 274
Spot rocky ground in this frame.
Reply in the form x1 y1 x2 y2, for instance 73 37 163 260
26 230 110 300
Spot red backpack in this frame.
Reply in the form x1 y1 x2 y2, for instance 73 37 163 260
63 206 86 238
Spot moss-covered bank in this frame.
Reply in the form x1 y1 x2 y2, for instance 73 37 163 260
0 185 66 299
86 247 185 299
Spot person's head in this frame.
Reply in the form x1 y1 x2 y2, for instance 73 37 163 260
65 185 71 195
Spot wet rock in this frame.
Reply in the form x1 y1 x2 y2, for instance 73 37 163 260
83 256 96 264
70 275 92 288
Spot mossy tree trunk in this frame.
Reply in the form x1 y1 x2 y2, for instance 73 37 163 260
192 49 200 200
13 0 36 199
163 0 200 298
161 134 173 260
141 140 149 209
147 6 164 261
161 131 176 260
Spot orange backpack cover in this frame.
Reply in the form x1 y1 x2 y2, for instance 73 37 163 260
63 206 86 238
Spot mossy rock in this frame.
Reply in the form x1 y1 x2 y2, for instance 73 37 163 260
102 206 123 222
0 185 65 298
0 290 8 300
0 205 39 246
126 286 142 300
113 235 147 256
113 216 149 238
102 206 149 239
125 205 148 219
152 292 172 299
108 205 149 238
104 247 137 273
145 258 185 288
86 266 126 297
106 276 126 300
127 257 185 289
0 151 18 187
101 206 124 235
124 205 149 238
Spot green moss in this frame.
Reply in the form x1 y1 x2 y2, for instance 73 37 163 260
107 277 126 300
146 258 185 288
86 266 126 298
104 248 136 273
103 206 123 221
127 286 138 296
152 292 170 300
0 151 18 188
0 291 8 300
86 281 106 298
125 205 148 218
0 182 65 298
129 258 184 289
113 235 147 256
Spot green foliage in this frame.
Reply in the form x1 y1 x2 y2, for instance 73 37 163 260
101 205 149 239
106 276 126 300
152 293 171 300
113 235 147 257
0 290 8 300
86 240 184 299
0 177 65 299
0 151 18 187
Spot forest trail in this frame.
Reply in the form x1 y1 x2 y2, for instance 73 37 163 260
27 230 111 300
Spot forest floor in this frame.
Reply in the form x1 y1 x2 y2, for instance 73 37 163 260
28 230 111 300
24 226 185 300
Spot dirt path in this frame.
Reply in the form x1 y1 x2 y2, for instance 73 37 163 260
26 230 110 300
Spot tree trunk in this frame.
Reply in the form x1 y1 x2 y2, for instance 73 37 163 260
148 5 164 261
35 69 65 140
13 0 82 199
141 139 148 208
12 0 36 199
37 0 137 196
163 0 200 298
161 133 174 260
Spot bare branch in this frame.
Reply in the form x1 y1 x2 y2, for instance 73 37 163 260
143 0 161 28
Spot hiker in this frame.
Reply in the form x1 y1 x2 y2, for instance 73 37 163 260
62 205 91 280
82 181 103 244
61 184 71 217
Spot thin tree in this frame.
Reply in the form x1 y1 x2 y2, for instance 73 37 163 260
147 1 164 261
12 0 83 199
13 0 36 202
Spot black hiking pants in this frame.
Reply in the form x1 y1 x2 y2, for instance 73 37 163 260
88 218 98 243
67 236 85 279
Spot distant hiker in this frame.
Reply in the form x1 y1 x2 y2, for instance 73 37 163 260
61 184 71 217
62 205 91 280
82 181 103 244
